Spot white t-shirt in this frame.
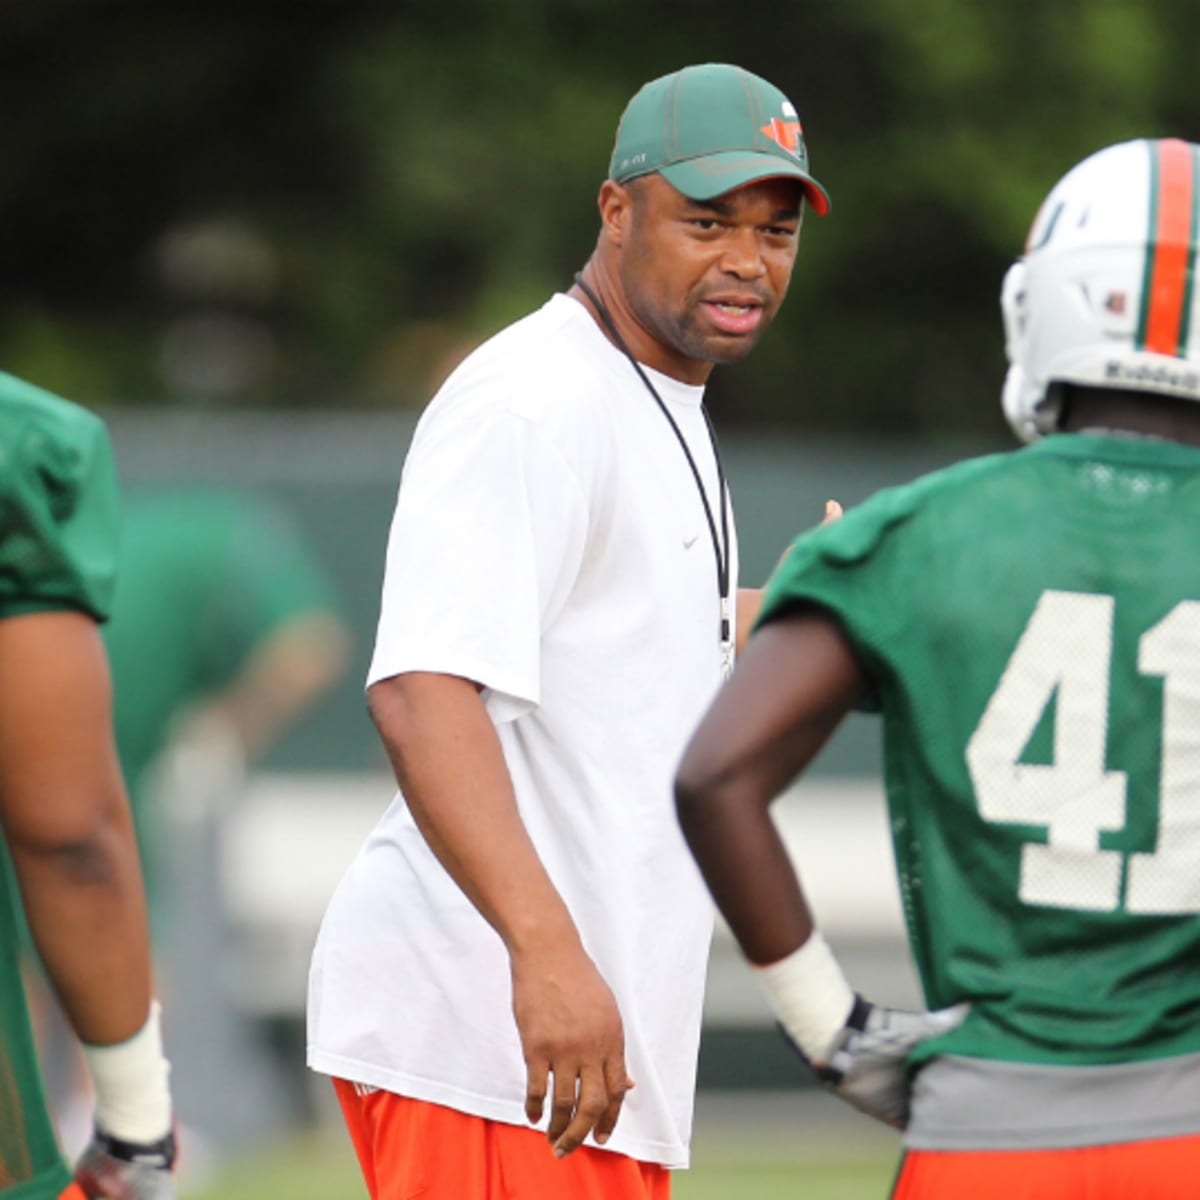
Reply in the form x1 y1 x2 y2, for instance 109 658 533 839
307 293 737 1168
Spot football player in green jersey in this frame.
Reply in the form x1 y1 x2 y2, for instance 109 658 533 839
676 138 1200 1199
0 371 177 1199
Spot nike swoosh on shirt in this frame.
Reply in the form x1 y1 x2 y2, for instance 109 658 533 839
683 533 701 549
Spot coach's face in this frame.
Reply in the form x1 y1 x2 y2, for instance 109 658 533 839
603 173 803 385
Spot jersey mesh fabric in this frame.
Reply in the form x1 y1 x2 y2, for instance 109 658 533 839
0 371 119 1197
759 434 1200 1070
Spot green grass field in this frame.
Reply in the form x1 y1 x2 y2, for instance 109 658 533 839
182 1094 901 1200
184 1136 898 1200
677 1155 898 1200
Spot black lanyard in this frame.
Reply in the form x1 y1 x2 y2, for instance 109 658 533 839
572 274 733 659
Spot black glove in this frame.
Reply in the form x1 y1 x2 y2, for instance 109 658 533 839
785 995 968 1129
73 1128 177 1200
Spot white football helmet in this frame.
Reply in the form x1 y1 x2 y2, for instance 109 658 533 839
1002 138 1200 442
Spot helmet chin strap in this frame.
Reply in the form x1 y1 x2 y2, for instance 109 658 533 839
999 261 1048 443
1001 363 1049 444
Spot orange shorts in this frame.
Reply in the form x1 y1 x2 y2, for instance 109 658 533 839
58 1186 86 1199
333 1078 671 1200
892 1133 1200 1199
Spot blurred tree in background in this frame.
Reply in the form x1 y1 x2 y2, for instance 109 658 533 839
2 0 1198 434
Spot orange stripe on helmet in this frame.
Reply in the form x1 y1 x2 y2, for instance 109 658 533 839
1142 139 1196 355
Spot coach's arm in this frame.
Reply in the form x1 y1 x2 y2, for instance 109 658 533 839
367 670 632 1158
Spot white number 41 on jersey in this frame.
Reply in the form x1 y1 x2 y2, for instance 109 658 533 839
967 589 1200 915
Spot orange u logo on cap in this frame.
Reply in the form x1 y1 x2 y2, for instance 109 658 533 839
760 118 803 156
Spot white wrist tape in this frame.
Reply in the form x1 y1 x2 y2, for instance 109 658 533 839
753 932 855 1064
82 1000 173 1142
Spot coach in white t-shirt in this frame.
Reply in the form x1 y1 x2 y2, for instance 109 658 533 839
307 62 830 1200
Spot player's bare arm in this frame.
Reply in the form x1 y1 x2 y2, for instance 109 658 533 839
676 610 965 1128
367 671 631 1156
0 610 176 1196
208 609 352 760
0 612 154 1043
676 609 867 962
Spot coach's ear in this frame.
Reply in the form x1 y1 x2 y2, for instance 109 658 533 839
597 180 634 247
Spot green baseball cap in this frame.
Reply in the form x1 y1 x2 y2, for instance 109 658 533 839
609 63 830 215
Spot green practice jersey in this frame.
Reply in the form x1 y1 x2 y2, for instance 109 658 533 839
0 370 119 1197
760 433 1200 1069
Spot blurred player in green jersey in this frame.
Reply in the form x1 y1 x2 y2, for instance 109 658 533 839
676 138 1200 1199
0 372 177 1198
105 486 350 930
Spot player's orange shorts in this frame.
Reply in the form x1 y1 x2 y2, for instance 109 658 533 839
892 1132 1200 1199
333 1078 671 1200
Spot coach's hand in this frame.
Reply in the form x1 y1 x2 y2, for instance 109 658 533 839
512 941 633 1158
73 1127 177 1199
821 498 844 525
797 996 968 1130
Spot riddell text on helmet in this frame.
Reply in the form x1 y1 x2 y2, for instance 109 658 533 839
1105 360 1200 393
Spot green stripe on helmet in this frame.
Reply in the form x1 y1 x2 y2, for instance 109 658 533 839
1135 139 1160 350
